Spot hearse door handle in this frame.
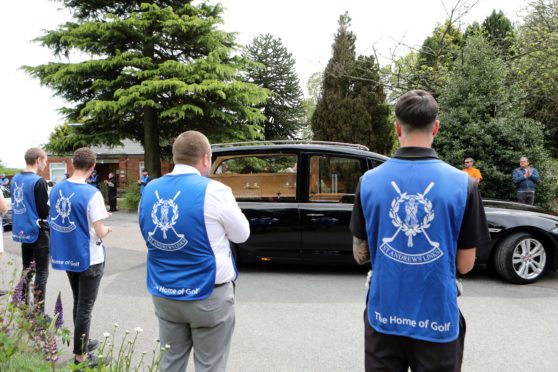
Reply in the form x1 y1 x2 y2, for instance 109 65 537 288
307 213 325 217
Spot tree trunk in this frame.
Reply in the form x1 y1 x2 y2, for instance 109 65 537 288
143 106 161 178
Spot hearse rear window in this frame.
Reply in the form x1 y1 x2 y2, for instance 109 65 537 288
210 154 297 202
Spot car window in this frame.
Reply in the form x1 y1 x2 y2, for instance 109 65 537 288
308 155 363 203
210 154 297 202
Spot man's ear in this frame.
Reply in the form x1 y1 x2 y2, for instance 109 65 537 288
432 120 440 137
394 121 402 137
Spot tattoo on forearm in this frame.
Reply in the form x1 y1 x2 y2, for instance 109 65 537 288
353 237 370 265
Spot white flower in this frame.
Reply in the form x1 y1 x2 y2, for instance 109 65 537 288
165 344 171 349
114 323 119 327
125 329 130 334
128 340 133 344
103 332 110 338
134 327 144 333
99 355 103 359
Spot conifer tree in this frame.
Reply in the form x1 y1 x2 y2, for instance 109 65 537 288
24 0 267 176
245 34 305 140
311 13 392 155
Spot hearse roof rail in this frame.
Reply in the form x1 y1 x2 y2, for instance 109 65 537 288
211 140 370 151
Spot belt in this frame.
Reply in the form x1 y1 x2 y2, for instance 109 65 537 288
214 282 230 288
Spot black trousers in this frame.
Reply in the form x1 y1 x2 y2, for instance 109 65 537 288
21 230 50 313
108 189 117 211
364 309 466 372
67 263 104 355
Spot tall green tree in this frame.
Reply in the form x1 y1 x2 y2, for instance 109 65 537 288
244 34 305 140
24 0 267 176
311 13 392 154
435 34 556 207
481 9 516 56
513 0 558 156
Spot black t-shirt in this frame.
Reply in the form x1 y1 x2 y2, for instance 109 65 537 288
350 147 490 250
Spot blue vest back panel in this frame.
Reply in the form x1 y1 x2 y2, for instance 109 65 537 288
11 173 41 243
139 173 215 301
361 158 468 342
49 182 98 272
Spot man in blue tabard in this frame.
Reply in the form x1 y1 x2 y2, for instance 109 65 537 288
49 147 112 368
137 168 151 194
139 131 250 372
10 147 50 314
351 90 490 371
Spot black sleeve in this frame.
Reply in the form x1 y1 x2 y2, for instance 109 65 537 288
350 179 367 240
34 178 49 220
457 178 491 249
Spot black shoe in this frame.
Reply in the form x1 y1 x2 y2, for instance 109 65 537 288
75 354 99 368
87 339 99 352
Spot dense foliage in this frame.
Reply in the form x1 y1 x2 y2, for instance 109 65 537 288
435 35 557 208
311 13 393 155
244 34 306 140
25 0 268 176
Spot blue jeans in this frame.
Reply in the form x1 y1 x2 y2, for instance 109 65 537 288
67 262 104 355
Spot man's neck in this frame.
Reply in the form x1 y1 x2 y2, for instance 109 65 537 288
70 170 90 182
24 165 39 174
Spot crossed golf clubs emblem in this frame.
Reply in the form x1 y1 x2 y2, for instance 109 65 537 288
148 190 188 251
384 181 438 249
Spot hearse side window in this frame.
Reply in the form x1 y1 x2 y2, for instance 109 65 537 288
308 155 363 203
210 154 297 202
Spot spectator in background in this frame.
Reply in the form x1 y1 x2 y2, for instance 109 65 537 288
0 173 9 188
87 169 100 189
462 157 482 185
137 169 151 194
512 156 540 205
104 172 118 212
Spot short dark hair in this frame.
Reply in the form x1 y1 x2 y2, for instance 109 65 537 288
72 148 96 170
395 90 439 132
24 147 47 166
172 131 211 166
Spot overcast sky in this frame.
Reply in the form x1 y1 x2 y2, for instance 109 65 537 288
0 0 527 168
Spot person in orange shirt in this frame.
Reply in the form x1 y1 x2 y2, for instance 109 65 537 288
463 157 482 185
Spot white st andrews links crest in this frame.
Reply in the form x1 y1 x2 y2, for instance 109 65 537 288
148 190 188 251
50 190 77 233
380 181 443 264
12 182 26 214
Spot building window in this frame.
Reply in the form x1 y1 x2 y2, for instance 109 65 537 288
139 161 145 177
49 162 67 183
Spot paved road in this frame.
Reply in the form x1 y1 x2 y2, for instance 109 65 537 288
2 211 557 371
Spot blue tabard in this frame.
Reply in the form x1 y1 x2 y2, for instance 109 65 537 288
11 173 42 243
138 173 216 301
49 182 99 272
140 175 150 194
360 158 468 343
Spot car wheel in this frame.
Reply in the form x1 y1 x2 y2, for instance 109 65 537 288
494 232 547 284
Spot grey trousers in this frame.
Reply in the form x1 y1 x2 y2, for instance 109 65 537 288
517 191 535 205
152 283 235 372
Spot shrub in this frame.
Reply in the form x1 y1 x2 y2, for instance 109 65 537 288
122 184 141 212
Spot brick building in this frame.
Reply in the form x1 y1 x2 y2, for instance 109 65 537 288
45 140 172 190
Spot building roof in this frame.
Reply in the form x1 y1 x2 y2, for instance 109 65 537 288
91 139 145 156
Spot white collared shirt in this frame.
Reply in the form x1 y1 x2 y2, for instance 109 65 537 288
171 164 250 283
